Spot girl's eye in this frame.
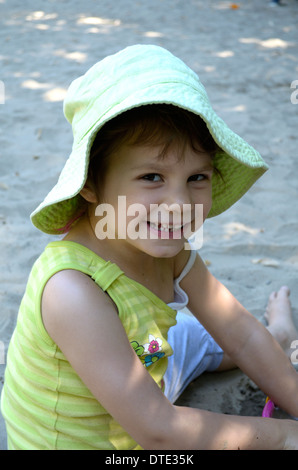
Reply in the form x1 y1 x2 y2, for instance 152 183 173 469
188 174 206 182
142 173 162 182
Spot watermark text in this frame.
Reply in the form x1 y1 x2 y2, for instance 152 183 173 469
94 196 204 250
291 340 298 365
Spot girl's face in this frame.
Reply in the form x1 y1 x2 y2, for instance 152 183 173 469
90 141 213 259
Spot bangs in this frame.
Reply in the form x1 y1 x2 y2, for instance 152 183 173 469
110 104 220 159
88 104 220 187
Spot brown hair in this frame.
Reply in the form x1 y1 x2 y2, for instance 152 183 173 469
88 104 220 196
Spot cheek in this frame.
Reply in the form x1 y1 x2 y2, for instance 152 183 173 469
198 188 213 221
203 206 211 222
204 196 213 217
193 186 212 217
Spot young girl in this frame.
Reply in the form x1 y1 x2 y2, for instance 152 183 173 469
2 45 298 450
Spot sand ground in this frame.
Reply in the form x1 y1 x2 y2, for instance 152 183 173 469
0 0 298 450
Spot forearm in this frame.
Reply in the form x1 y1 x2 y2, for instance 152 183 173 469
185 266 298 416
146 405 289 450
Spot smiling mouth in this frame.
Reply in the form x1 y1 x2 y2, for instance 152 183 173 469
147 221 184 233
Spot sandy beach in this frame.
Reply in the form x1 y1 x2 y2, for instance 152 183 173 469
0 0 298 450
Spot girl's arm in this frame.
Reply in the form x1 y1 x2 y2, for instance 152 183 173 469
41 269 297 450
180 253 298 419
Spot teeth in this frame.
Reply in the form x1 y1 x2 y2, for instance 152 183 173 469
149 222 182 232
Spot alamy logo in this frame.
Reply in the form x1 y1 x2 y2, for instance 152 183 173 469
0 81 4 104
94 196 204 250
290 340 298 365
290 80 298 104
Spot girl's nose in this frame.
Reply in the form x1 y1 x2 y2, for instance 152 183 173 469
158 187 193 225
166 185 192 207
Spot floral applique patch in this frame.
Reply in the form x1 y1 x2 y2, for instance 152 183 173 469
131 334 165 367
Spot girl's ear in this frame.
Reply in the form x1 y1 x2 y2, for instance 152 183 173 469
80 181 98 203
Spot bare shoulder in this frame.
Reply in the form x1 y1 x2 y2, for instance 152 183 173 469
178 250 215 312
42 269 115 313
41 269 118 344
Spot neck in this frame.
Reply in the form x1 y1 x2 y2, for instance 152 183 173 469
63 215 167 280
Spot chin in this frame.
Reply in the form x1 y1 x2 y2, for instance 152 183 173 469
141 241 186 258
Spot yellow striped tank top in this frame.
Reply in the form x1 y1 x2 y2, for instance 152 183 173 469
1 241 177 449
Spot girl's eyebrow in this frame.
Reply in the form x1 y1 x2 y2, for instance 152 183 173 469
130 163 169 171
130 162 214 172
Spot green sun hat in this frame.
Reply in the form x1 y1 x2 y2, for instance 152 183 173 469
30 44 268 234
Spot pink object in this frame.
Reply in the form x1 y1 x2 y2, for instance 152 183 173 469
262 397 275 418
